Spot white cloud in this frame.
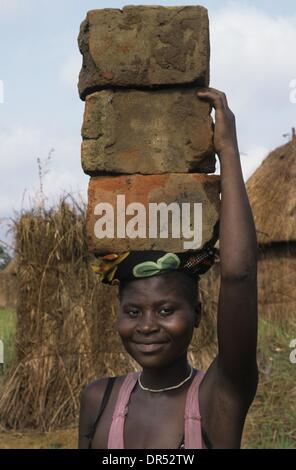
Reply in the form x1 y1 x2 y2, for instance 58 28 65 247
210 4 296 157
0 0 21 7
0 126 42 172
240 146 269 181
0 125 87 216
60 54 82 90
0 0 26 17
213 145 268 182
211 5 296 97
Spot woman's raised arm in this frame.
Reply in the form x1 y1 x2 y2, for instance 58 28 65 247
198 87 258 402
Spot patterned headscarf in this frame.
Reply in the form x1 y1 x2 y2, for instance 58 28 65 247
92 220 219 285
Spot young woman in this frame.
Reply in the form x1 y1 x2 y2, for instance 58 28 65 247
78 88 258 449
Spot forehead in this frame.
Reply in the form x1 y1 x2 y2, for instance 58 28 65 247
120 274 185 303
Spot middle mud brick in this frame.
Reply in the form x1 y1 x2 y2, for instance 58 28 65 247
87 173 220 254
81 88 215 175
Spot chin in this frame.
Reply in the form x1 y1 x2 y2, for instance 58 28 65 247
123 342 178 370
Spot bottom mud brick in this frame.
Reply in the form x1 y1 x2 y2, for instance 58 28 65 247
87 173 220 254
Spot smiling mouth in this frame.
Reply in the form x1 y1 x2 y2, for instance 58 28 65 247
132 342 169 353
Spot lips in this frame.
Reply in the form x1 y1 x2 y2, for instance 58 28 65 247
132 342 169 353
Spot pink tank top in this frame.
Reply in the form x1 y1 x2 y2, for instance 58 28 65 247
107 370 205 449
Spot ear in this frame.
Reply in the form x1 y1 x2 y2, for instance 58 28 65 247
194 301 202 328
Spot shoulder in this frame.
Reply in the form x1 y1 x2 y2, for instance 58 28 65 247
79 374 128 412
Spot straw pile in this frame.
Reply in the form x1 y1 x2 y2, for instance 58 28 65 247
0 200 97 430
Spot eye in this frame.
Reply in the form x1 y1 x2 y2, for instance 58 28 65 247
126 308 140 318
159 307 174 316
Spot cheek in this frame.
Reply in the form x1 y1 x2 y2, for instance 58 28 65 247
116 312 195 341
116 316 135 338
155 312 195 345
165 315 194 342
167 309 195 327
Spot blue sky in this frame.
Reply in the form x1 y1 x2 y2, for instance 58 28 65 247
0 0 296 246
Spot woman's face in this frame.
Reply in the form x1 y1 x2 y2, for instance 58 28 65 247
117 273 201 369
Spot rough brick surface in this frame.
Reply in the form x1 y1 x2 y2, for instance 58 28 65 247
78 5 210 99
81 88 215 175
87 173 220 254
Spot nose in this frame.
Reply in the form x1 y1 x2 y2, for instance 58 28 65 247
136 311 159 334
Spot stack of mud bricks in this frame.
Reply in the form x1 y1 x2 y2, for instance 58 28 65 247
78 5 220 255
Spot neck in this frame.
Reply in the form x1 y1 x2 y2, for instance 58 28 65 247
140 354 193 392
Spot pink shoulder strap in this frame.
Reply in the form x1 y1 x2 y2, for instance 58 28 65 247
107 369 205 449
184 370 205 449
107 371 139 449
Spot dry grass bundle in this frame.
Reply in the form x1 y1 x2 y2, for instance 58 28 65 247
0 200 98 430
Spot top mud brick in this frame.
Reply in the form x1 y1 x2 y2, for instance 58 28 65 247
78 5 210 100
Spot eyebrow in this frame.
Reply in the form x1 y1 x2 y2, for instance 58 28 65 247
121 299 181 308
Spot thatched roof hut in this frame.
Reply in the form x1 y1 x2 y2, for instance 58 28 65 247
245 133 296 325
246 135 296 245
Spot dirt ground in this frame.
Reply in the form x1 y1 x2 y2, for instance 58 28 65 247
0 427 77 449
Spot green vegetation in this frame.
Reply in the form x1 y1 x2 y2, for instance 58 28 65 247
0 308 16 374
242 318 296 448
0 245 11 270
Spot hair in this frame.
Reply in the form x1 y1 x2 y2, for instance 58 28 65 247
118 270 199 310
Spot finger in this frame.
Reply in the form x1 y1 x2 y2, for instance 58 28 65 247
197 89 227 109
196 88 228 110
197 86 227 99
208 87 229 108
196 90 223 110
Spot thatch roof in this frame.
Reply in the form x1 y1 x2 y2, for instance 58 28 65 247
246 138 296 245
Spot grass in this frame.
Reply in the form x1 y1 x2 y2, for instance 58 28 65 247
0 309 295 448
242 318 296 449
0 308 16 375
